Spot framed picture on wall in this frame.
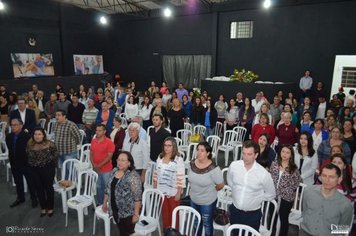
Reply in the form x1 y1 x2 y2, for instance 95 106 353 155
10 53 55 78
73 55 104 75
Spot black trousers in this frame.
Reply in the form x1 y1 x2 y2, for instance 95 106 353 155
11 165 36 201
31 164 56 209
278 199 294 236
114 215 135 236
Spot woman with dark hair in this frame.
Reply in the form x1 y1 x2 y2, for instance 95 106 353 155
203 99 217 137
309 118 329 151
298 111 314 133
102 151 142 236
285 92 294 106
139 95 153 130
342 119 356 157
297 96 315 120
191 96 204 127
125 95 139 122
8 93 18 113
153 137 185 230
110 117 125 167
188 141 224 236
330 153 355 201
152 92 162 107
0 95 9 122
26 127 57 217
182 94 192 119
55 84 64 98
252 113 275 144
224 98 239 130
256 133 276 169
294 132 318 185
339 107 352 124
162 88 172 108
214 94 228 124
160 81 169 95
167 98 186 136
239 97 255 140
270 145 302 236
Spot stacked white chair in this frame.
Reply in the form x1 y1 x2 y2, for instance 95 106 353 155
171 206 201 236
176 129 192 154
289 183 307 228
184 122 192 131
213 185 232 234
46 119 56 141
218 130 238 166
226 224 261 236
53 159 80 213
78 144 92 171
206 135 221 165
214 121 223 138
144 161 157 189
134 189 165 236
232 126 247 161
66 170 98 233
193 125 206 137
184 142 198 167
259 200 278 236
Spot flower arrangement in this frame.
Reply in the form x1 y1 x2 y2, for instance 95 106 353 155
192 88 201 97
230 68 259 83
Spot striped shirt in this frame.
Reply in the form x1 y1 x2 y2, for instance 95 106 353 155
82 107 99 125
54 120 81 155
154 156 185 197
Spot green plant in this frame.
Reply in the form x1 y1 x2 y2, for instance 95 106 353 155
230 68 259 83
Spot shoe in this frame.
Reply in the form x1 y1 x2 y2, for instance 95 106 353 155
40 210 46 217
31 199 38 208
10 199 25 208
47 210 54 217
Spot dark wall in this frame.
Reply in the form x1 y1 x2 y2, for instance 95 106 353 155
0 0 110 94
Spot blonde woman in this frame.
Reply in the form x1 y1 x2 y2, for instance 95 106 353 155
28 99 40 123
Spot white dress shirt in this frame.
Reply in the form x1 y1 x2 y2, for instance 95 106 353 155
315 102 326 119
251 99 263 113
19 109 26 125
122 137 150 170
293 147 318 185
227 160 276 211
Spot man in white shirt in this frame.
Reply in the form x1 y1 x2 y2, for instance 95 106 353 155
315 95 329 119
299 70 313 99
227 140 276 232
251 92 264 114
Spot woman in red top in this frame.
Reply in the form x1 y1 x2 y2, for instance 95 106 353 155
251 113 275 144
276 112 299 152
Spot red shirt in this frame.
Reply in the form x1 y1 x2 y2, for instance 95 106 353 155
277 123 298 146
90 137 115 173
251 124 275 144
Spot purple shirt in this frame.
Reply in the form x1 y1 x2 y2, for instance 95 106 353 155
175 88 189 102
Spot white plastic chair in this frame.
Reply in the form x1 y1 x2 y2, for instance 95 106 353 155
53 159 80 213
66 170 98 233
206 135 221 165
46 120 56 141
134 188 165 236
0 140 9 165
78 144 92 171
176 129 192 154
213 186 232 234
259 200 278 236
79 129 86 144
0 121 7 141
226 224 262 236
222 167 229 185
232 126 247 161
218 130 238 166
289 183 307 228
175 137 182 147
184 122 192 131
193 125 206 136
215 121 223 137
144 161 157 189
271 139 278 151
92 204 113 236
38 118 46 129
119 113 128 129
185 143 198 167
171 206 201 236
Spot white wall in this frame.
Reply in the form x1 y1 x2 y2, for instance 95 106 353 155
331 55 356 100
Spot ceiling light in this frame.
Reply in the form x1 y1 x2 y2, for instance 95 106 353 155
163 8 172 18
0 1 5 10
100 16 108 25
263 0 271 9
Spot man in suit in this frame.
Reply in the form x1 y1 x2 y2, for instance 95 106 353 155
6 118 37 207
10 97 36 133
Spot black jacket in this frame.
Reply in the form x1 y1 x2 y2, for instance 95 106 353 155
191 106 204 124
10 109 36 133
6 131 31 167
202 107 218 128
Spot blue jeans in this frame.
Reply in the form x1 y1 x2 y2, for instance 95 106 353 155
229 204 262 233
204 127 215 137
190 200 216 236
97 171 111 205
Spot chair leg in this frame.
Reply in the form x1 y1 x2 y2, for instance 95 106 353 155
84 207 88 215
92 212 96 235
224 151 229 166
6 165 9 182
65 210 68 227
61 192 67 214
158 224 162 236
104 217 110 236
78 208 84 233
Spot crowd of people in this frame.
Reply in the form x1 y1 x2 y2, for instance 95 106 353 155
2 70 356 236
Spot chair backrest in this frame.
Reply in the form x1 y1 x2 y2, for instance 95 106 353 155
193 125 206 136
144 161 157 189
0 121 7 140
75 170 98 197
79 129 86 144
0 140 9 159
221 167 229 185
215 121 223 137
46 120 56 138
171 206 201 236
79 144 91 164
185 143 198 164
226 224 261 236
165 127 171 133
184 122 192 131
233 126 247 142
175 137 182 147
222 130 238 147
292 183 307 211
206 135 221 156
147 126 154 135
216 185 232 211
119 114 128 128
140 188 164 222
271 139 278 151
38 118 46 129
176 129 192 146
62 159 80 182
260 200 278 235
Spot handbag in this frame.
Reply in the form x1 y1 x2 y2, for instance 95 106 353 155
179 195 190 206
164 227 184 236
213 208 229 225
